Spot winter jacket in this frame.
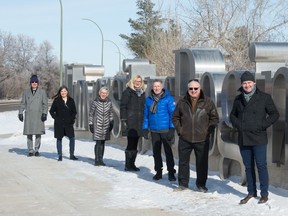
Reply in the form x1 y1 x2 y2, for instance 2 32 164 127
172 90 219 143
19 87 48 135
120 86 146 137
88 97 113 141
49 97 77 139
230 87 279 146
142 88 175 132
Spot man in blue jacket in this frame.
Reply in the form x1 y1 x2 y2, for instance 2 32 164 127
143 80 176 181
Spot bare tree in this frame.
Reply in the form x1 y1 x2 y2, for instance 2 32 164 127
177 0 288 71
146 18 183 76
34 41 59 97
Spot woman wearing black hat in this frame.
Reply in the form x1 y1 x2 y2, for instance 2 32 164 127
230 71 279 204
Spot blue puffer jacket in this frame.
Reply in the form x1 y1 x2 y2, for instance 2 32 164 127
142 88 176 132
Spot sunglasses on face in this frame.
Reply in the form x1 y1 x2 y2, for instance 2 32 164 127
189 87 199 91
31 81 38 84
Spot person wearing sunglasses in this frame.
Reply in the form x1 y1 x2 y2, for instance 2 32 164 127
172 79 219 192
18 74 48 157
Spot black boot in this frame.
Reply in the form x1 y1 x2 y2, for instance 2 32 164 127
168 171 176 181
153 170 162 180
125 150 140 171
94 143 105 166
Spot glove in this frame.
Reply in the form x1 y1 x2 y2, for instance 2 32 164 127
18 114 23 122
109 120 114 132
143 129 149 139
121 120 128 136
89 124 94 133
41 113 47 122
166 128 175 141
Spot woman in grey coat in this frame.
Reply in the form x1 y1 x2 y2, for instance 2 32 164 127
88 87 113 166
18 75 48 157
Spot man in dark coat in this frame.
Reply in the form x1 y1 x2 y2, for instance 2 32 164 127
18 75 48 157
172 79 219 192
230 71 279 204
120 75 146 171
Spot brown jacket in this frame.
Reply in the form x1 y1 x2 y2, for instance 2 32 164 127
172 90 219 143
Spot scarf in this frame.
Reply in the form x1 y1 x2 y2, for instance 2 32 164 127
243 85 256 102
150 90 164 113
135 88 143 97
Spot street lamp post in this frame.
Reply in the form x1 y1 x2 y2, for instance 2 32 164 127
105 40 121 73
59 0 63 86
82 18 104 66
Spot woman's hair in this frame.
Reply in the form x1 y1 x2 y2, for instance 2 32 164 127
52 85 70 99
126 75 146 90
99 86 109 96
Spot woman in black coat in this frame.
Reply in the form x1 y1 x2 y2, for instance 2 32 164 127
49 85 78 161
120 75 146 171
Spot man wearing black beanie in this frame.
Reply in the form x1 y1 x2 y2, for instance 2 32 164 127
18 74 48 157
230 71 279 204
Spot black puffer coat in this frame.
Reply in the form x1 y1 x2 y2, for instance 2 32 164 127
120 87 146 137
49 97 77 139
230 87 279 146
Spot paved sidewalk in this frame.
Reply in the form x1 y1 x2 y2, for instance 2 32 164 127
0 143 179 216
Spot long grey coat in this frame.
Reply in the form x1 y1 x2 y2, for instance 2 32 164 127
19 87 48 135
89 97 113 141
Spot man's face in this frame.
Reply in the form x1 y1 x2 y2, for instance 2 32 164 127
241 81 255 93
188 81 201 98
31 81 38 90
152 81 163 95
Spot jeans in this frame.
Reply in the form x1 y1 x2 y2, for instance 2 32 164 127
57 137 75 156
240 144 269 197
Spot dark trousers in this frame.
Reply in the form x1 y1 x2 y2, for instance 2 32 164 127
57 137 75 156
151 132 175 172
126 136 140 151
240 144 269 197
178 138 209 188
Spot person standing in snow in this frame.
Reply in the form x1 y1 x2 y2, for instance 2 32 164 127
230 71 279 204
88 86 113 166
172 79 219 192
18 74 48 157
49 85 78 161
120 75 146 171
142 80 176 181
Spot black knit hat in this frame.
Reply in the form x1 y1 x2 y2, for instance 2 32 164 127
240 71 255 83
30 75 39 83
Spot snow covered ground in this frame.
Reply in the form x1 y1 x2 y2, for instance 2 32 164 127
0 110 288 216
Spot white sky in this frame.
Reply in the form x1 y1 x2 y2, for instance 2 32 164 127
0 0 177 77
0 110 288 215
